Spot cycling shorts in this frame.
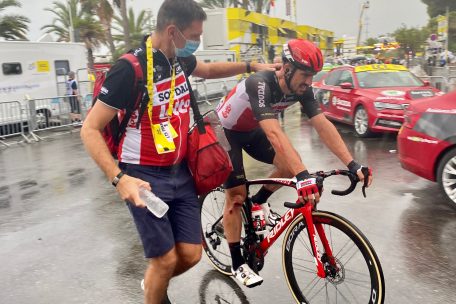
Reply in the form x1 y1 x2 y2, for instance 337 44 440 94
223 128 275 189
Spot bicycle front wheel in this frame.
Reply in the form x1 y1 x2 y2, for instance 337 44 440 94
200 188 232 276
283 211 385 304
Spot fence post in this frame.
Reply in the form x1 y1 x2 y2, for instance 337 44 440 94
26 98 41 142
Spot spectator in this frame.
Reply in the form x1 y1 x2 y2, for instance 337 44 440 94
66 71 80 121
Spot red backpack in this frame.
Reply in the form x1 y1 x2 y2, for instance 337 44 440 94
92 53 146 159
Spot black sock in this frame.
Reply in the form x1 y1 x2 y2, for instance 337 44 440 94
252 186 274 205
229 242 244 270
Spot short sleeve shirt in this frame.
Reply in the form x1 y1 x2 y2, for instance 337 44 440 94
98 42 197 166
216 70 321 131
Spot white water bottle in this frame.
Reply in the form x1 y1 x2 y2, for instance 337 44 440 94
139 188 169 218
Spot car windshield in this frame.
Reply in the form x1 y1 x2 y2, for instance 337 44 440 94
313 71 328 82
356 71 423 88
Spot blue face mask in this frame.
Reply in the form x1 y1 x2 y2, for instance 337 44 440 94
175 29 200 57
176 39 200 57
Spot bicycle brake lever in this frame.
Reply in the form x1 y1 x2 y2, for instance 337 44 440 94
361 167 370 198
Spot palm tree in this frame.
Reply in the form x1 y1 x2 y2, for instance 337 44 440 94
0 0 30 40
80 0 116 58
199 0 236 9
112 7 150 56
41 0 106 69
114 0 132 51
198 0 268 13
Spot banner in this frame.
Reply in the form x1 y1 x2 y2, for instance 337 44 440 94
437 15 448 40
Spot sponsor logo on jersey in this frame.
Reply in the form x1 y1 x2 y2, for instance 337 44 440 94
100 86 109 95
222 104 232 118
158 82 189 102
258 81 266 107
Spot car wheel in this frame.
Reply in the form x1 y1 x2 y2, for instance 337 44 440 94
437 147 456 209
353 106 372 137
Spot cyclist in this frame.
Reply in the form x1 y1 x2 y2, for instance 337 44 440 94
216 39 373 287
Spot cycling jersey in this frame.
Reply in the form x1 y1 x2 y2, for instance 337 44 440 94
216 70 321 132
98 42 196 166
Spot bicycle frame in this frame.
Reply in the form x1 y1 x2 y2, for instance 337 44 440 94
246 178 334 279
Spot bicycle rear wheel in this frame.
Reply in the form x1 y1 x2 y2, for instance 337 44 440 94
200 188 232 275
283 211 385 304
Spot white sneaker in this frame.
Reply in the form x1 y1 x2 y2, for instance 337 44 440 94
232 263 263 288
261 203 280 226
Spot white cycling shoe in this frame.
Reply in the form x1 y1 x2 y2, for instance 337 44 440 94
261 203 280 226
232 263 264 288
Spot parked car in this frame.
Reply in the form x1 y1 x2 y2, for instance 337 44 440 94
312 64 443 137
397 90 456 208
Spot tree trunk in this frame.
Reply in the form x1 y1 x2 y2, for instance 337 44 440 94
103 22 116 59
87 46 95 70
119 0 131 50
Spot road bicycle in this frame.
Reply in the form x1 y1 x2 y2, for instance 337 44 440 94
200 169 385 304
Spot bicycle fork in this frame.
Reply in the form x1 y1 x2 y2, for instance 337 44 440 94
301 203 337 279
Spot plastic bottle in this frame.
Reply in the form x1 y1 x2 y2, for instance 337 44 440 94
251 203 267 240
139 188 169 218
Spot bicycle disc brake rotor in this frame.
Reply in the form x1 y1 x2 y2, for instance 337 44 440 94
322 254 345 284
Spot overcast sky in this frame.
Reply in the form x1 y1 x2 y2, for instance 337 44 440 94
11 0 430 42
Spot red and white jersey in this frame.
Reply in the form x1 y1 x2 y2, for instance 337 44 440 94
216 71 320 132
98 46 196 166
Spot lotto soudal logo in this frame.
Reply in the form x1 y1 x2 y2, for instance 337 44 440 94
297 178 316 188
258 81 266 107
158 83 189 102
222 104 231 118
100 86 109 95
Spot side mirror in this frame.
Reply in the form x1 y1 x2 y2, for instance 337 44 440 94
340 82 354 90
422 80 430 86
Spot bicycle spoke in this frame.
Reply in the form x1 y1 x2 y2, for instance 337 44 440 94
292 263 317 274
284 213 383 304
297 233 313 256
333 284 353 304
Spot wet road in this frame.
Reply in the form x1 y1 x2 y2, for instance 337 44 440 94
1 105 455 304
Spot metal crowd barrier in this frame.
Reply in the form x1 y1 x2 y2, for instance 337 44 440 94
191 78 237 105
0 101 30 146
26 95 90 138
418 76 450 92
0 92 93 147
448 77 456 92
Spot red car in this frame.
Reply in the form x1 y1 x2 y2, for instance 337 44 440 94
312 64 442 137
398 90 456 208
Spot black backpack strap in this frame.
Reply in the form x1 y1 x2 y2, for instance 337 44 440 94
177 58 206 134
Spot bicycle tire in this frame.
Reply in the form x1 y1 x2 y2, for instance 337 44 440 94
200 188 233 276
282 211 385 304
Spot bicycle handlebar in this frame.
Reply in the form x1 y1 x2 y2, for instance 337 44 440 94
283 169 367 210
314 168 368 198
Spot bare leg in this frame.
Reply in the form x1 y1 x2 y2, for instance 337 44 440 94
143 243 202 304
223 185 247 243
144 248 177 304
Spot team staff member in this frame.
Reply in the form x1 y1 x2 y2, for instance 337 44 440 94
216 39 373 287
81 0 279 303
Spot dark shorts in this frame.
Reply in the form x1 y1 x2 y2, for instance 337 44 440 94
120 162 202 258
223 128 276 189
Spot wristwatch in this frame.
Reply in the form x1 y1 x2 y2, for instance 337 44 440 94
112 171 125 187
246 61 252 73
